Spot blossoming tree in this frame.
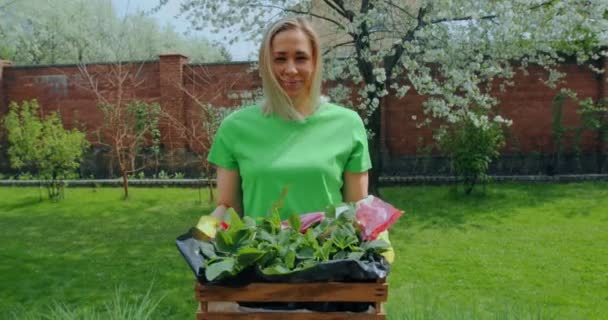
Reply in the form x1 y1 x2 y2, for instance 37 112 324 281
159 0 608 194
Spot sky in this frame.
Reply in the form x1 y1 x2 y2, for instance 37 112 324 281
111 0 257 61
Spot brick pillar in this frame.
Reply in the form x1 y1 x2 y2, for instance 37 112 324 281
0 60 12 115
159 53 188 149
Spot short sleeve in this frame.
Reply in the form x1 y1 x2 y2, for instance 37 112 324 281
345 114 372 173
207 120 239 170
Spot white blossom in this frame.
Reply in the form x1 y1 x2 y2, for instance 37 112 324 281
172 0 608 135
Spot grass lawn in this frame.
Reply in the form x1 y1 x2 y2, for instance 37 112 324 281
0 182 607 319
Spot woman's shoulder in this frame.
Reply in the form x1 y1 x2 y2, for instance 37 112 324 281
221 105 263 125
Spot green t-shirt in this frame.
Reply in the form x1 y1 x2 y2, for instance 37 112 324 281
207 103 371 220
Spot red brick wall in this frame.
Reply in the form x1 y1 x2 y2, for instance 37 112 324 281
0 56 605 158
1 61 160 134
383 62 604 156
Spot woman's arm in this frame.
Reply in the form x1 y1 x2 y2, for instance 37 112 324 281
213 166 243 217
343 171 369 203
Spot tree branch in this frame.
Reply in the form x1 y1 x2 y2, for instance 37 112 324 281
323 40 355 55
382 0 417 20
322 0 348 19
257 3 346 30
385 5 427 80
430 0 558 25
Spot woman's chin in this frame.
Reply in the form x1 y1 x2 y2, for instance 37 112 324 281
284 89 303 98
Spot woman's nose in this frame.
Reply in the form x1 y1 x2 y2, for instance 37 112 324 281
285 60 297 75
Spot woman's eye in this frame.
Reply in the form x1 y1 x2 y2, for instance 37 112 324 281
274 57 286 62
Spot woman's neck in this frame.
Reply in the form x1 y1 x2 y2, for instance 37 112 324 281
292 95 312 117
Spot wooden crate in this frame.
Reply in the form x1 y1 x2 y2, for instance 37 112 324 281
195 279 388 320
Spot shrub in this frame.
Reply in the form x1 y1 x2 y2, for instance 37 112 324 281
437 118 505 195
2 100 89 200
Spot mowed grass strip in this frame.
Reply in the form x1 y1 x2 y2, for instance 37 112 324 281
0 182 606 319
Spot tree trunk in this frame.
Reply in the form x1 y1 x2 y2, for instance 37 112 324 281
367 97 384 197
597 130 606 173
122 170 129 199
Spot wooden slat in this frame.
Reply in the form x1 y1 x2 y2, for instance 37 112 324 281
196 311 385 320
195 282 388 302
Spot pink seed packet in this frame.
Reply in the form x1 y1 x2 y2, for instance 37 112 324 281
356 196 404 241
281 212 326 233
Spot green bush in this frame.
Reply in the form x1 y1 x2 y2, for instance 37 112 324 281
438 119 505 195
2 100 89 200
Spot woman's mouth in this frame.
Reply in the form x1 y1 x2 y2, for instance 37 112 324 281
282 80 301 88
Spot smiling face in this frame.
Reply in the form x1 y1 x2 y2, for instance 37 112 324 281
270 29 315 100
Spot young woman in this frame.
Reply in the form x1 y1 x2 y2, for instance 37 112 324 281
208 17 371 220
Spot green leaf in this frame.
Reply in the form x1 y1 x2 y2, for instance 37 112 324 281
333 250 348 260
288 213 301 232
236 247 266 267
232 229 255 251
243 216 257 228
362 240 390 253
214 231 233 254
226 208 244 230
205 258 235 281
277 229 292 246
296 247 315 260
324 205 337 219
297 259 318 270
330 225 359 250
347 252 364 260
261 264 291 275
199 241 217 259
257 230 277 245
285 250 296 269
315 240 335 261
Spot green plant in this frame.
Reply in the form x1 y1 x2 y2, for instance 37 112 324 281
578 97 608 172
17 172 34 180
96 99 161 199
157 170 169 179
557 90 608 173
550 92 568 175
200 208 390 282
3 100 89 200
438 118 505 195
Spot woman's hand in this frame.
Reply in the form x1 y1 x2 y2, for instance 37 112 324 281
215 166 243 217
343 170 369 203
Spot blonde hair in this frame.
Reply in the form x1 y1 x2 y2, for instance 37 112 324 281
258 16 323 121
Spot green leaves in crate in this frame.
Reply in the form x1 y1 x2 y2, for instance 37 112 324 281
198 205 391 282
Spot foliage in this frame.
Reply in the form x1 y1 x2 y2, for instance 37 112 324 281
556 89 608 173
437 116 505 194
2 100 88 200
578 97 608 172
200 208 389 282
0 0 229 64
166 0 608 194
550 91 568 175
97 100 161 199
